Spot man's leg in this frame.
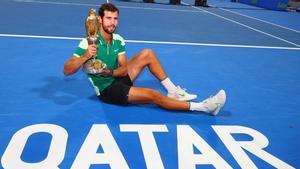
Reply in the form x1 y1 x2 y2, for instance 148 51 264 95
127 86 190 110
127 49 166 82
127 86 226 115
127 49 197 101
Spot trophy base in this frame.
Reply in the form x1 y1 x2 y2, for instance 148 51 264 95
82 59 107 74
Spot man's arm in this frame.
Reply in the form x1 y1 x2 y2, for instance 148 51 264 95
63 54 89 76
111 53 128 77
63 44 97 76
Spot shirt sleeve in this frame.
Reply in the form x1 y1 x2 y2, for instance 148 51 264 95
73 39 88 57
118 39 126 56
114 34 126 55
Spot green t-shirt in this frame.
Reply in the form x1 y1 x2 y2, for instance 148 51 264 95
74 32 126 95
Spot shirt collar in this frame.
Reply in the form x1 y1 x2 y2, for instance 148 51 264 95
98 32 114 46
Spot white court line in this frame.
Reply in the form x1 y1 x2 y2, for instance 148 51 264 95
13 0 299 42
1 33 300 50
13 0 299 34
13 0 200 13
216 7 300 34
0 33 82 40
181 1 300 48
13 0 299 47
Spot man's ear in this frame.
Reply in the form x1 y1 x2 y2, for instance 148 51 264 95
97 16 102 24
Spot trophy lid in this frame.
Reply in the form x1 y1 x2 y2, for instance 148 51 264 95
87 9 97 19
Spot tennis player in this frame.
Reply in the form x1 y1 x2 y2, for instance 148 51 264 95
64 3 226 115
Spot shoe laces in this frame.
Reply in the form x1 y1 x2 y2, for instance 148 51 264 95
203 95 214 104
176 86 187 94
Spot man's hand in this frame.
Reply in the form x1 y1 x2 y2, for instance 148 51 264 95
95 68 113 77
83 44 98 60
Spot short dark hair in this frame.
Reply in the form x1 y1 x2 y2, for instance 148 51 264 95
98 3 119 18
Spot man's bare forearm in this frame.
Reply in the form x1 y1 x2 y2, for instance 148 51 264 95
64 54 90 76
112 65 128 77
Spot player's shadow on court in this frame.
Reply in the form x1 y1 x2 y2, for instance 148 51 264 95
30 75 93 105
216 110 231 117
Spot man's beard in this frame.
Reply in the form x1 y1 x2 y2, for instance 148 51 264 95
102 24 116 34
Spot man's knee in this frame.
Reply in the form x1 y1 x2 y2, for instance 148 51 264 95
140 49 157 61
147 89 163 103
141 48 154 55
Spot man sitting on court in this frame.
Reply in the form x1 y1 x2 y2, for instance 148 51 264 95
63 3 226 115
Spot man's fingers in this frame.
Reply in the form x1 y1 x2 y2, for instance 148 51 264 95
88 45 98 56
89 44 98 50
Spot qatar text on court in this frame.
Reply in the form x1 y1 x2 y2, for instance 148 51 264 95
1 124 295 169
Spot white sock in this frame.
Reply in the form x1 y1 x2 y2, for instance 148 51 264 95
189 102 208 112
161 77 177 93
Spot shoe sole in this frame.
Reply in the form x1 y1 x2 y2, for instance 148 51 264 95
211 103 223 115
211 90 226 115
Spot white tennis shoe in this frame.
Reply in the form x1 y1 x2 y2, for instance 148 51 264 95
167 86 197 101
202 89 226 115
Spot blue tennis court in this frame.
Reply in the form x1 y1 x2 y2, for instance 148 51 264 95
0 0 300 168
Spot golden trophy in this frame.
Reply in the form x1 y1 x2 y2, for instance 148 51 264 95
82 9 107 74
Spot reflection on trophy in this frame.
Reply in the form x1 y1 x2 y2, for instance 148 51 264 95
83 9 107 74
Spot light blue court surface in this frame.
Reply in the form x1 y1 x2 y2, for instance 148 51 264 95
0 0 300 168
